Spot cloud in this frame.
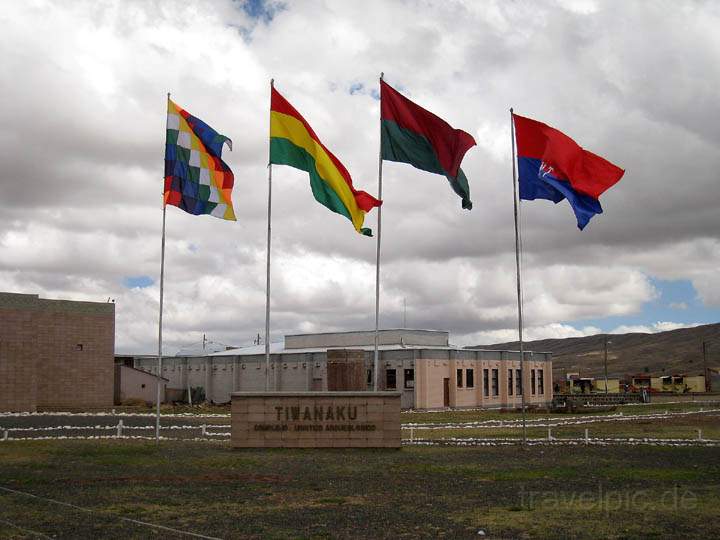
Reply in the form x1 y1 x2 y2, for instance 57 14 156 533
0 1 718 354
610 321 702 335
465 323 602 346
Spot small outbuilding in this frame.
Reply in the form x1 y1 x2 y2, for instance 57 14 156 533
114 364 167 405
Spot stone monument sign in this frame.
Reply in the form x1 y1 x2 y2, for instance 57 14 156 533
231 391 401 448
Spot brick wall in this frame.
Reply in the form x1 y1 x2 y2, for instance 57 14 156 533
0 292 114 412
232 392 401 448
326 349 366 391
0 302 38 412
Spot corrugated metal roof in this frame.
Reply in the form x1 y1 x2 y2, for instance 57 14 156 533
208 342 552 357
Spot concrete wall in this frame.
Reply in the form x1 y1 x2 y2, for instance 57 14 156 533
115 365 166 405
378 349 417 409
0 292 114 412
139 353 329 403
231 392 401 448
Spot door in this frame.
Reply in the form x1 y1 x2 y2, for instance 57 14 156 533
443 378 450 407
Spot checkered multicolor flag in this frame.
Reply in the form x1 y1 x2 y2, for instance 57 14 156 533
164 98 236 220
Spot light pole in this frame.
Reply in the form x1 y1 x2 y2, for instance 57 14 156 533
604 337 611 395
703 341 709 392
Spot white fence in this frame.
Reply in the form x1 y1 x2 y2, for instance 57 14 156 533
1 408 718 447
1 421 230 442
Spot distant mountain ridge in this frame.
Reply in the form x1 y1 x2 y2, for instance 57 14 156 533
468 323 720 380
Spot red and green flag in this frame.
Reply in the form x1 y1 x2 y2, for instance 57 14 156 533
380 80 476 209
269 87 382 236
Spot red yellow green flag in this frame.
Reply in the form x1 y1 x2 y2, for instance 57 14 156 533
269 87 381 235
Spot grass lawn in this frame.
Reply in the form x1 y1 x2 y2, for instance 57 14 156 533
402 400 720 425
401 401 720 441
408 411 720 441
1 440 719 539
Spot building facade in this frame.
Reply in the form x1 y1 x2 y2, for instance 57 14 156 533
0 292 115 412
133 329 552 410
632 373 707 393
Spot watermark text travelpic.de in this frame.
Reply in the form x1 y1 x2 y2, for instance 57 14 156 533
519 485 697 512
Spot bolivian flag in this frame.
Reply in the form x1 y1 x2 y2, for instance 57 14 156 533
270 87 381 235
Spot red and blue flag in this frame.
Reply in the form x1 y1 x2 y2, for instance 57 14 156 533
513 114 625 229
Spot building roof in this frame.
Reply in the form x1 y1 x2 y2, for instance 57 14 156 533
118 329 552 359
283 328 450 349
119 364 169 382
208 342 552 358
0 291 114 315
175 341 231 356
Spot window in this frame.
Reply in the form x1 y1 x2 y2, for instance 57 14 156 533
466 368 474 388
483 369 489 397
404 369 415 389
386 369 397 389
508 369 514 396
456 368 463 388
366 369 373 386
515 369 522 395
538 369 544 395
492 369 499 396
531 369 537 395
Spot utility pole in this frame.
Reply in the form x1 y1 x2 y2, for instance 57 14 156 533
604 336 610 395
703 341 709 392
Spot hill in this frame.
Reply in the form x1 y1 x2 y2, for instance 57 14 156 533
469 323 720 380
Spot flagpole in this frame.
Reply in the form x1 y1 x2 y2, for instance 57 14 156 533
265 79 274 392
510 107 527 444
373 72 384 392
156 92 170 443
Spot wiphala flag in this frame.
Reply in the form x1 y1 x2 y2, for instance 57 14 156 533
164 99 236 220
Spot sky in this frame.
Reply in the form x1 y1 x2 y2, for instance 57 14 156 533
1 0 718 354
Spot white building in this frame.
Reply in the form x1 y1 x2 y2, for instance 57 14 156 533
131 329 552 410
